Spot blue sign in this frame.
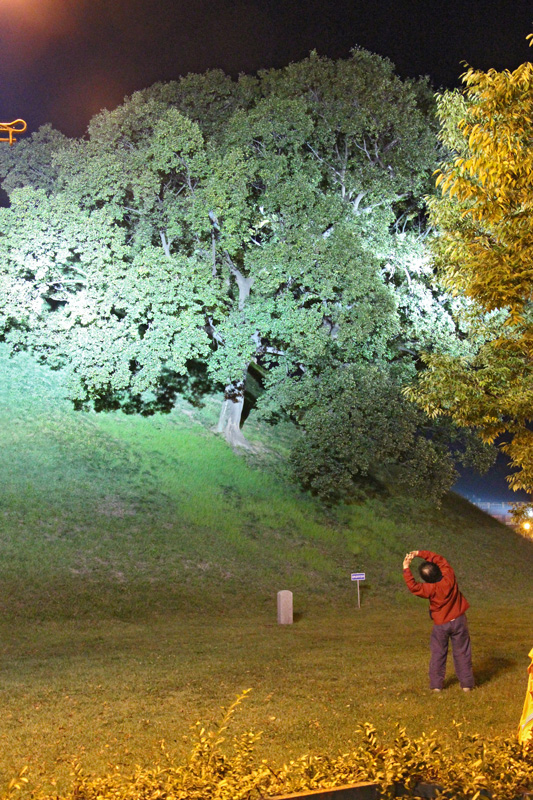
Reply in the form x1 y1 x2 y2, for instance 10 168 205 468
351 572 366 581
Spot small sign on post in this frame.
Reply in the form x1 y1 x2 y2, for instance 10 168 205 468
351 572 366 609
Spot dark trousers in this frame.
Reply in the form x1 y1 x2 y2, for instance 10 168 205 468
429 614 474 689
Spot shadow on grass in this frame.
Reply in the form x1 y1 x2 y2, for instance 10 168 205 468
443 655 515 689
474 655 516 686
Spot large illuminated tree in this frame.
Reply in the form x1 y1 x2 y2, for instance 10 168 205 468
0 50 488 500
408 54 533 495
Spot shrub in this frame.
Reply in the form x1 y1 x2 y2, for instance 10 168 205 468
5 692 533 800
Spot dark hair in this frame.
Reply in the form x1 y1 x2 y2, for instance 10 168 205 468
419 561 442 583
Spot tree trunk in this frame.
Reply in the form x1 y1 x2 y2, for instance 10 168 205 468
216 380 253 449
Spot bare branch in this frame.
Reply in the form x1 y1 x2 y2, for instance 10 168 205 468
160 230 171 259
352 192 366 214
204 316 224 344
225 252 254 311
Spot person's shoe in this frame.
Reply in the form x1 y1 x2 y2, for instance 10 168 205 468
462 687 473 692
431 688 442 692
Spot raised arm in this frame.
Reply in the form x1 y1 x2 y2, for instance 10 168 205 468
402 550 419 570
402 550 432 597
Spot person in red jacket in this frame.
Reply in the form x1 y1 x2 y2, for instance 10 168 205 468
403 549 474 692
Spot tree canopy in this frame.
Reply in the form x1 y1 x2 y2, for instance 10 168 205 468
0 48 491 502
407 52 533 497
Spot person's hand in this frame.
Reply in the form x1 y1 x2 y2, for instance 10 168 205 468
402 550 418 569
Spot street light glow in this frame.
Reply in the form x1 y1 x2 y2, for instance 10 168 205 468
0 0 84 36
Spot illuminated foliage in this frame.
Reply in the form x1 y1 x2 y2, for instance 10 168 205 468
0 50 488 500
409 48 533 495
0 123 68 195
13 692 533 800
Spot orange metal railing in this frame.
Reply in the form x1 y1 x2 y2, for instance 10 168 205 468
0 119 27 145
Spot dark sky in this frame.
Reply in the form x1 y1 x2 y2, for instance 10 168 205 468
0 0 531 138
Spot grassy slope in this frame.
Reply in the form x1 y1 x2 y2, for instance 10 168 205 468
0 346 532 790
1 346 531 619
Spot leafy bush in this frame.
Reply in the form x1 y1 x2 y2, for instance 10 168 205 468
288 364 493 506
5 691 533 800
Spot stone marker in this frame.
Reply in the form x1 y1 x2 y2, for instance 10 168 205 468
277 590 293 624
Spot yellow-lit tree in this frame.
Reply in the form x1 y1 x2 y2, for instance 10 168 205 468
408 42 533 495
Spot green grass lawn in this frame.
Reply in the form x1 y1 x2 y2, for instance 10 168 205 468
0 605 531 795
0 347 532 795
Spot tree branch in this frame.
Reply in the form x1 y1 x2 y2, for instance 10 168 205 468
160 230 171 259
225 252 254 311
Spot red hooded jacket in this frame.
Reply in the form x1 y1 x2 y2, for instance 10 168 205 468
403 550 469 625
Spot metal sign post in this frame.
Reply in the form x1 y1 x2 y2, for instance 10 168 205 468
351 572 366 609
0 120 27 145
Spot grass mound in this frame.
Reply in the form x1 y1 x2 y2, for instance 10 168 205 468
0 346 532 621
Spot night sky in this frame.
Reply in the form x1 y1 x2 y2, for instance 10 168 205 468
0 0 531 138
0 0 531 503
